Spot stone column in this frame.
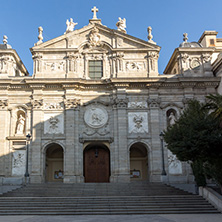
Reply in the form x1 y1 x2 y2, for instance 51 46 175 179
64 98 82 183
112 93 129 182
0 100 9 177
30 98 43 183
148 96 165 182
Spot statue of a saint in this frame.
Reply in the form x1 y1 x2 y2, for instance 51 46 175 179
65 18 78 34
168 112 176 125
116 17 126 33
16 114 25 135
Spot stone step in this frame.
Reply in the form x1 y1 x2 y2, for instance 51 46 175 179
0 182 219 215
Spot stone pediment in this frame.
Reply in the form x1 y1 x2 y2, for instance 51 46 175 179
31 23 160 52
30 23 161 78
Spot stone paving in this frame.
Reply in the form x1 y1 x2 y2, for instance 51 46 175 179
0 214 222 222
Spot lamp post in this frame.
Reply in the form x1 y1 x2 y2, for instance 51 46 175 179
24 133 31 183
159 132 167 176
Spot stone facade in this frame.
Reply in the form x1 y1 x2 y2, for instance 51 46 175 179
0 8 222 184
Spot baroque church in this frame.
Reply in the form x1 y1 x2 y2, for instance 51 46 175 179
0 7 222 185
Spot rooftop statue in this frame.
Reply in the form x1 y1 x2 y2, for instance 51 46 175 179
116 17 126 33
65 18 78 34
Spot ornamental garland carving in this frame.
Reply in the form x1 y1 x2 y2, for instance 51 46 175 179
64 99 81 109
0 99 8 109
44 102 64 110
44 61 65 72
126 62 145 71
128 101 147 109
31 99 43 109
83 125 110 136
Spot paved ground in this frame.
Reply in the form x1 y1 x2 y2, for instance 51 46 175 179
0 214 221 222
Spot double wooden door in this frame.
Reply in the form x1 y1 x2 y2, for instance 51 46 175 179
84 146 110 183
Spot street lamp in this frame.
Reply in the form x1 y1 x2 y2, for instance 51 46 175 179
159 132 167 176
24 133 31 183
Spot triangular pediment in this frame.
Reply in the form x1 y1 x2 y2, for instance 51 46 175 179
31 23 160 52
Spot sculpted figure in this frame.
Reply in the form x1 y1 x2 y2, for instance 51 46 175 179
168 112 176 125
116 17 126 33
65 18 78 34
16 114 25 135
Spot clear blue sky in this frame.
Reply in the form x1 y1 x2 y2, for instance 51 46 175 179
1 0 221 74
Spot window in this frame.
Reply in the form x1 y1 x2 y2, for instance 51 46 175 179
89 60 103 79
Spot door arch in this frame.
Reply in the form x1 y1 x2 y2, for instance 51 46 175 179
84 144 110 183
45 143 64 182
130 142 148 181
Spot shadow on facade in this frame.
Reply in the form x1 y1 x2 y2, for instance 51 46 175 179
0 91 169 185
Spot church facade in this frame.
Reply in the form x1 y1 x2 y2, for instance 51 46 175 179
0 8 222 184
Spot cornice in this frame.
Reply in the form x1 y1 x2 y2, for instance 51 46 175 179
0 77 220 91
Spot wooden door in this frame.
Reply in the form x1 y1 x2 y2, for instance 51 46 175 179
84 146 110 183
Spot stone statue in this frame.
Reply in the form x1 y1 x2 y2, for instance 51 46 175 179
16 114 25 135
168 112 176 125
116 17 126 33
65 18 78 34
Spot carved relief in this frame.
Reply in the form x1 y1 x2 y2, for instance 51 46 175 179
44 61 65 72
84 107 108 128
168 150 182 175
64 99 80 109
89 27 101 47
128 101 147 109
12 150 26 176
44 113 64 134
126 62 145 71
0 99 8 109
32 99 43 109
128 112 148 134
44 102 64 110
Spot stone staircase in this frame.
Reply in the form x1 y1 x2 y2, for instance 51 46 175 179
0 182 219 215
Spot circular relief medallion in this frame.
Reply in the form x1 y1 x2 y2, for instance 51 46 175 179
84 107 108 128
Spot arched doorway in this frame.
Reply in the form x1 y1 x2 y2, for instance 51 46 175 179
84 144 110 183
45 143 64 182
130 143 148 181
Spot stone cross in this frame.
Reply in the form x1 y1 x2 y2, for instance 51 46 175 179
91 6 98 19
